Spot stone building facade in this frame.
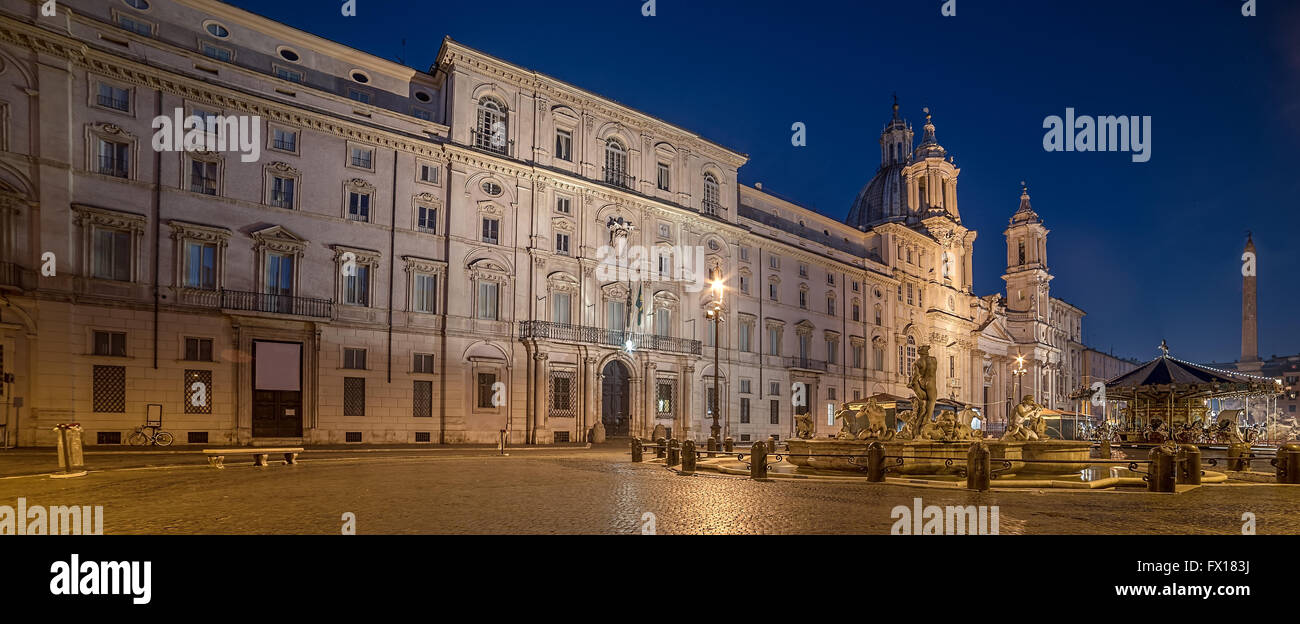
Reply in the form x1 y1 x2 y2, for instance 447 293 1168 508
0 0 1125 447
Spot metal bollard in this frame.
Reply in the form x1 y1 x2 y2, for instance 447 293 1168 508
769 435 780 454
749 441 768 480
1176 443 1201 486
1147 446 1176 493
681 439 696 474
966 442 992 491
706 436 718 459
1100 439 1112 459
866 441 886 482
1228 442 1251 471
1275 443 1300 484
723 436 735 453
630 438 643 463
655 437 666 459
666 438 680 467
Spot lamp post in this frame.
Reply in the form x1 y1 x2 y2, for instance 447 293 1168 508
1011 353 1027 431
706 280 724 443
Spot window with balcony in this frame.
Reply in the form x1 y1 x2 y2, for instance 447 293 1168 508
416 205 438 234
272 128 297 152
189 159 219 195
348 191 371 222
269 175 295 209
475 97 508 154
96 139 130 178
350 146 373 169
551 292 571 324
604 138 631 188
702 173 721 214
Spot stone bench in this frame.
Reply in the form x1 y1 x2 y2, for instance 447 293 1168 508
203 447 303 469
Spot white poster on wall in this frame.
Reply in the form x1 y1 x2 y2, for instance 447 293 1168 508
255 341 301 391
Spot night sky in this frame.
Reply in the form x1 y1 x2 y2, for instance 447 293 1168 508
225 0 1300 364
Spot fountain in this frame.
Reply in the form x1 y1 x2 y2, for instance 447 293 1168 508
784 347 1092 477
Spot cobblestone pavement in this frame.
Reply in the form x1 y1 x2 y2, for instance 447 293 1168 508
2 448 1298 534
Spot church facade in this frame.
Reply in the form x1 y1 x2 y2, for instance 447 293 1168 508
0 0 1129 447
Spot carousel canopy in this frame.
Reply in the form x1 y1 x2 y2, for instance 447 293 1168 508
1070 341 1281 401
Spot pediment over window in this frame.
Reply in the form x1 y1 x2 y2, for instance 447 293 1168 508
266 161 301 176
250 224 308 253
403 255 446 275
652 290 679 308
601 281 630 301
547 271 579 292
794 320 816 334
331 244 381 265
169 220 231 245
552 217 575 233
468 257 510 282
72 204 147 233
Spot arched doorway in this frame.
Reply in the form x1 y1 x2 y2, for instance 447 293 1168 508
601 360 631 437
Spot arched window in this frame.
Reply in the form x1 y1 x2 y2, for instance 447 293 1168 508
604 138 628 187
703 173 721 215
897 335 918 374
918 176 928 208
475 97 507 153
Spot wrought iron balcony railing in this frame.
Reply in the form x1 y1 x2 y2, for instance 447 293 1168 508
180 288 333 319
520 321 701 356
603 167 636 190
787 356 828 371
471 129 514 157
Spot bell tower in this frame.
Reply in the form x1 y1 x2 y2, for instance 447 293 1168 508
1002 183 1051 317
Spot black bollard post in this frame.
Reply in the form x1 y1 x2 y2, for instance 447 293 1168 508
681 439 696 474
749 441 768 480
631 438 643 463
966 442 992 491
866 441 886 483
769 435 780 454
1228 442 1250 471
723 436 735 453
1176 443 1201 485
706 437 718 459
666 438 680 467
1147 446 1176 493
655 437 666 459
1276 443 1300 484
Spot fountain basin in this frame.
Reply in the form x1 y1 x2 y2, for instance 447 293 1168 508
782 439 1093 475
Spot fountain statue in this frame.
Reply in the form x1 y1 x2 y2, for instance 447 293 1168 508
904 346 939 440
1002 395 1045 441
835 397 893 441
794 410 815 440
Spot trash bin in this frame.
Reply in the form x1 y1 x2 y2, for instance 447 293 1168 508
54 423 85 474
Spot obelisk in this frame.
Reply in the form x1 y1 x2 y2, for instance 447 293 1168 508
1240 234 1262 372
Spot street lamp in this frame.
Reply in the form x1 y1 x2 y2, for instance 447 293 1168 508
707 279 724 443
1011 353 1027 430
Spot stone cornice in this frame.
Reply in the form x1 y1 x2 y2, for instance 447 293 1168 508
0 14 451 161
436 40 748 168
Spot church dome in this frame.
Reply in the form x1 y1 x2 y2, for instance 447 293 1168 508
847 163 906 228
846 98 913 230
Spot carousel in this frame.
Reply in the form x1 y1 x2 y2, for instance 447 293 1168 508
1071 341 1286 444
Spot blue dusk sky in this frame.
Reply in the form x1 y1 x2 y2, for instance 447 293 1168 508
225 0 1300 364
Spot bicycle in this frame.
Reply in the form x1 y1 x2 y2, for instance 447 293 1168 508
127 425 174 447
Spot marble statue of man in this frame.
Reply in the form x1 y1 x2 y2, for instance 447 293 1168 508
1003 394 1042 441
907 345 938 437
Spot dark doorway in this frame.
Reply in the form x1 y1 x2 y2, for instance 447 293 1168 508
252 341 304 438
601 360 630 437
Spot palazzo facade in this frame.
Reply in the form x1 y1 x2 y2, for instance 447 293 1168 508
0 0 1132 447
